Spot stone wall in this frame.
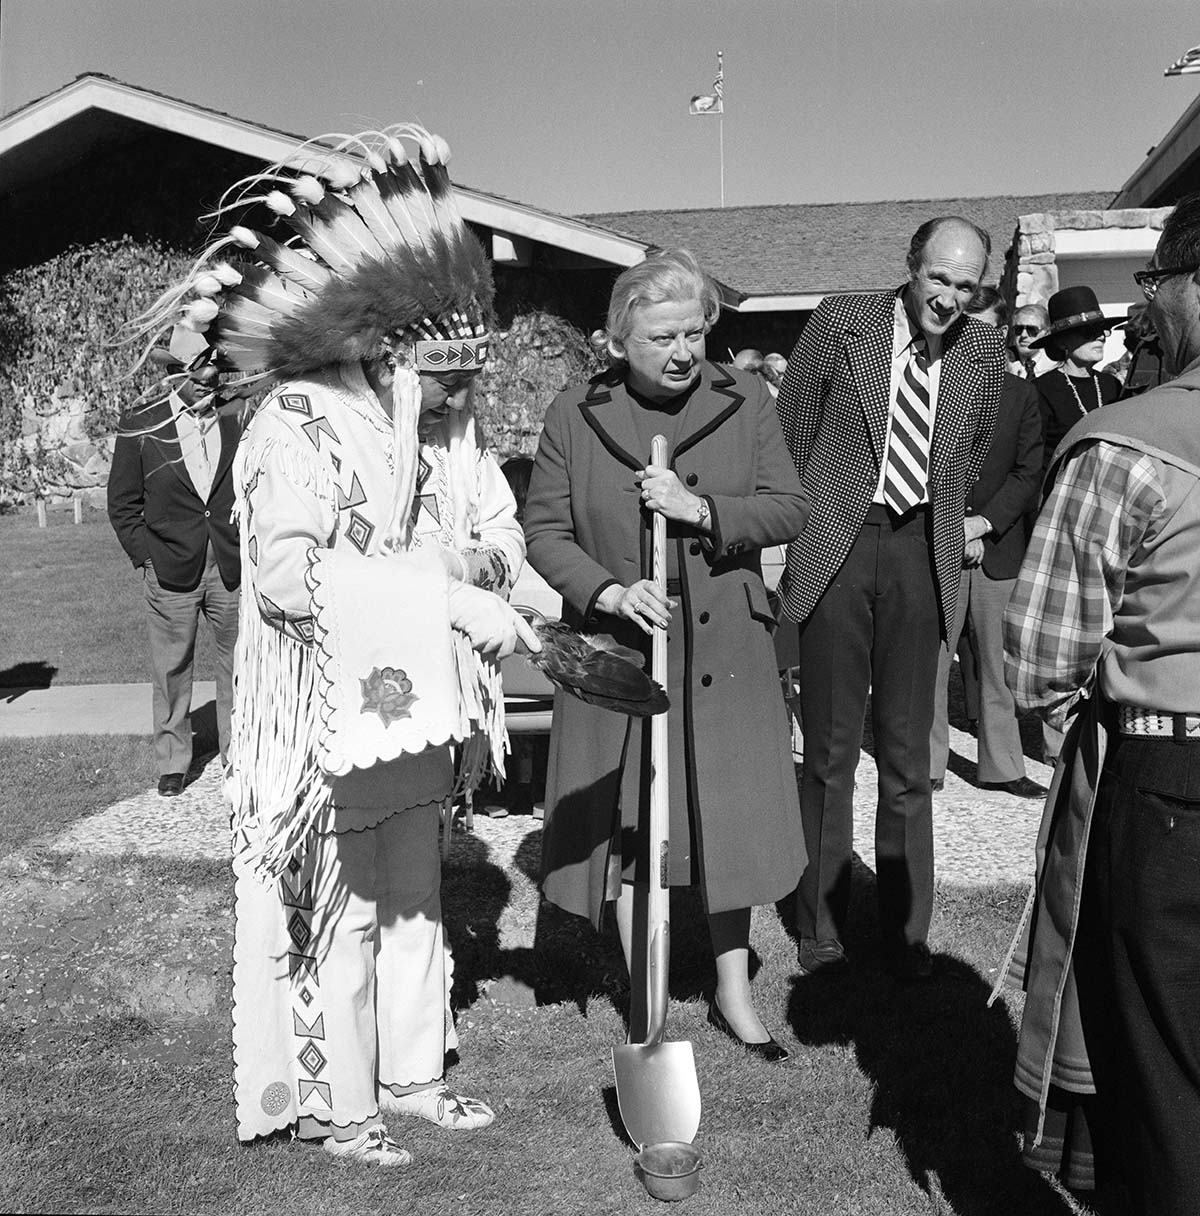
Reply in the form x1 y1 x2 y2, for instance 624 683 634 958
1002 207 1174 307
8 391 112 507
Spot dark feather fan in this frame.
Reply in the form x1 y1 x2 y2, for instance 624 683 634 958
522 618 669 718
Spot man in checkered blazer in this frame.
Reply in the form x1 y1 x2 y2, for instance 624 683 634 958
776 218 1004 981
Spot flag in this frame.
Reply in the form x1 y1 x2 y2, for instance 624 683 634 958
1165 44 1200 76
689 51 724 115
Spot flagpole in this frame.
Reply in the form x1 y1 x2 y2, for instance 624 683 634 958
718 50 725 208
719 108 726 208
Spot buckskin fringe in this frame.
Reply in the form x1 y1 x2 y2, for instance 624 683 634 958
226 601 331 878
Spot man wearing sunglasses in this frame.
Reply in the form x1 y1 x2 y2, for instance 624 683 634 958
1007 303 1054 380
1001 193 1200 1214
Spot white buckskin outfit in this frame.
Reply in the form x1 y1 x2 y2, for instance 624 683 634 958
125 124 523 1159
229 363 522 1141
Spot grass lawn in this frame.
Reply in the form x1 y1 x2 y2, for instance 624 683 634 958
1 504 219 686
0 736 1100 1216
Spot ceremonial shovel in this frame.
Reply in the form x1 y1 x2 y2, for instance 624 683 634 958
612 435 702 1179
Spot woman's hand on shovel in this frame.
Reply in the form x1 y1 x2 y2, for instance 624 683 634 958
596 580 676 636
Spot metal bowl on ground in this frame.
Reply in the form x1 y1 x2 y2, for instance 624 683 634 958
634 1141 703 1202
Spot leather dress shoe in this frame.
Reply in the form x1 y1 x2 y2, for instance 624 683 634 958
797 936 847 976
980 776 1048 799
707 999 789 1063
157 773 185 797
884 941 933 982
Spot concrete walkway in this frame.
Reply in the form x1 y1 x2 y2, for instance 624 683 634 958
0 682 215 738
1 681 1050 889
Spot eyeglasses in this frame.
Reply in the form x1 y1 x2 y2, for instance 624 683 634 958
1011 324 1042 337
1134 266 1196 300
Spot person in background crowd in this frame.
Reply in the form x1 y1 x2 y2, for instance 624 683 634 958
106 325 242 797
776 217 1003 981
1030 286 1123 475
1000 190 1200 1216
528 249 808 1060
732 347 765 374
1028 286 1124 767
1008 302 1054 379
762 352 788 398
1103 303 1167 397
928 287 1045 798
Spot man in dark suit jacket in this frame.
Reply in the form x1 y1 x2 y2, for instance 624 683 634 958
929 288 1046 798
776 217 1004 980
107 329 242 796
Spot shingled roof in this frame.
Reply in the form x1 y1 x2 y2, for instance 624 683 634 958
579 193 1117 304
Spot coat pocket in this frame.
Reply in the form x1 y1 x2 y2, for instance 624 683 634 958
743 578 776 630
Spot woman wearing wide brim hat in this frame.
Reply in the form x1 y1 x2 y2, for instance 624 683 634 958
1030 286 1124 477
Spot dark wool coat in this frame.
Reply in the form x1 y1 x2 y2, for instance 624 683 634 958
107 400 242 592
968 372 1044 581
775 289 1004 640
525 363 809 927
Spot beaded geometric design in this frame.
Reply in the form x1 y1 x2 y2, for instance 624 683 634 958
297 1039 328 1078
336 473 367 512
414 337 489 370
293 1011 325 1040
345 510 375 555
288 952 318 982
301 415 339 452
288 910 312 952
279 393 313 416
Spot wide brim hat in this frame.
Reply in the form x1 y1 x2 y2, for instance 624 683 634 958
1030 286 1126 348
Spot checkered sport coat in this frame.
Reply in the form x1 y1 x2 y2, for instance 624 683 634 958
775 288 1004 639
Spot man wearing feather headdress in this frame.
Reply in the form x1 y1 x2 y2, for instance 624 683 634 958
129 125 539 1165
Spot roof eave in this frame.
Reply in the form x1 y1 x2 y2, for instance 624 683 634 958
1112 88 1200 207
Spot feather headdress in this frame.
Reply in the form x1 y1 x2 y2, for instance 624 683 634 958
125 124 494 399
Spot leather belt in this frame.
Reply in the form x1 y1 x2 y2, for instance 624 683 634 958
1118 705 1200 740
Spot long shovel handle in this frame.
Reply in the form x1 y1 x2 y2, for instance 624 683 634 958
645 434 670 1047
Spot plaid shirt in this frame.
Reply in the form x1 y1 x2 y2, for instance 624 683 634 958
1003 440 1164 729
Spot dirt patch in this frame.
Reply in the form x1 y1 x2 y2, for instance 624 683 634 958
0 852 231 1063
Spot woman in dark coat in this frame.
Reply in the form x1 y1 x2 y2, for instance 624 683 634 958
525 249 809 1059
1030 286 1123 477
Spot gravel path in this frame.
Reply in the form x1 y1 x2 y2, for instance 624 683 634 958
41 720 1049 888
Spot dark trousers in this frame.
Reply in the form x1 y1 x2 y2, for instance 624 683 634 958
1078 733 1200 1216
796 504 940 949
144 549 239 776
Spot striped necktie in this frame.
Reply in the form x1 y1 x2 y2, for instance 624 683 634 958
882 336 931 514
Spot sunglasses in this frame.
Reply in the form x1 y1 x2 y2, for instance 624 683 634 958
1011 324 1041 337
1134 266 1197 300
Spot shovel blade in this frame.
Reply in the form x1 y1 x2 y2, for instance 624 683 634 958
612 1039 701 1148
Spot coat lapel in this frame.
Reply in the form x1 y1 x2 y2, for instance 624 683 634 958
145 405 197 497
674 364 744 460
844 292 900 467
578 363 747 470
210 410 242 500
578 375 643 470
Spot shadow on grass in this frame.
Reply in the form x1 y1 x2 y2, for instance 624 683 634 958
0 659 58 692
783 865 1071 1216
443 824 729 1029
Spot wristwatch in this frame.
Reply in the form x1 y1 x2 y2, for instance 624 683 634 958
694 498 710 527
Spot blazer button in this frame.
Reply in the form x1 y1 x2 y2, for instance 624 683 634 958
699 611 710 624
689 541 701 556
204 510 211 518
701 674 712 687
686 473 698 487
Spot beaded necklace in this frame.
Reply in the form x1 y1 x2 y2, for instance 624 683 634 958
1060 368 1102 417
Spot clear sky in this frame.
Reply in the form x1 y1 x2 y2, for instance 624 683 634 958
2 0 1199 215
